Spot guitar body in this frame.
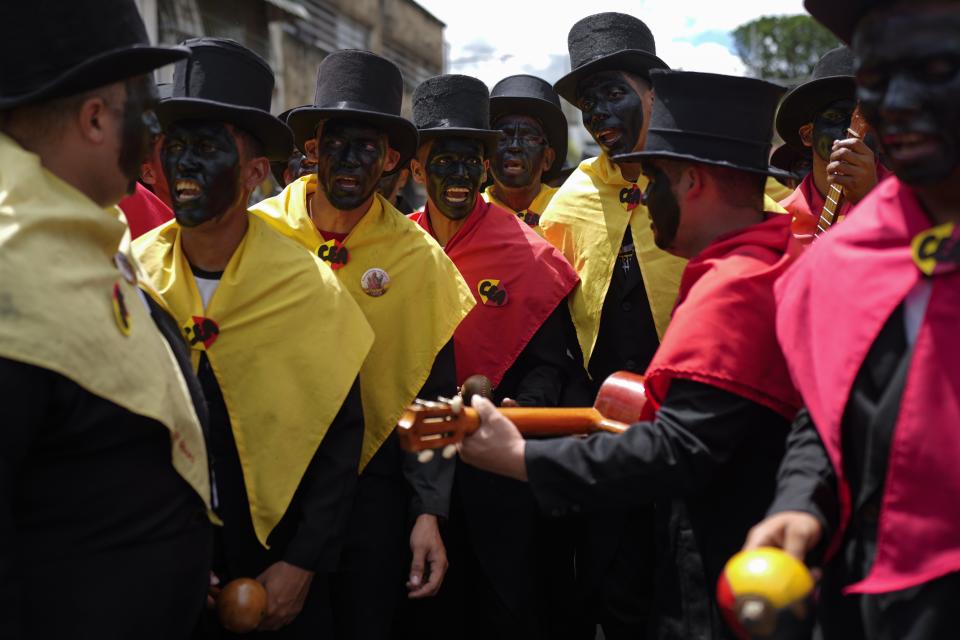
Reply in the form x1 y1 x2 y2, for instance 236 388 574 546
397 371 648 453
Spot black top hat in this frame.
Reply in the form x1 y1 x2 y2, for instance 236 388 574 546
804 0 895 44
775 47 856 151
0 0 188 110
490 75 568 181
413 75 502 153
156 38 292 161
615 70 791 180
286 50 418 168
553 13 669 107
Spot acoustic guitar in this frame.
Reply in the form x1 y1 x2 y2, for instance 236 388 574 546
396 371 648 457
814 105 869 238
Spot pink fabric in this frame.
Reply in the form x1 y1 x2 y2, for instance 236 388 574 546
776 176 960 594
119 183 173 239
640 214 802 422
411 198 578 387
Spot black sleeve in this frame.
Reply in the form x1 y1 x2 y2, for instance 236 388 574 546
766 407 840 543
525 379 772 515
499 301 579 408
402 340 458 518
283 378 364 572
0 358 52 639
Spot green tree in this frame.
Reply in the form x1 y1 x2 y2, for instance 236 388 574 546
733 15 841 83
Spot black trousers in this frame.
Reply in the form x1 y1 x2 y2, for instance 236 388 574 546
22 523 211 640
818 571 960 640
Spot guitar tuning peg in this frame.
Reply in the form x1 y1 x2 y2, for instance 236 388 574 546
442 444 458 459
417 450 435 464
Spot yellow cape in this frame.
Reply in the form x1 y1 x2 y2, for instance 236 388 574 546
0 133 210 506
133 214 373 546
539 154 688 369
251 176 475 468
483 183 558 235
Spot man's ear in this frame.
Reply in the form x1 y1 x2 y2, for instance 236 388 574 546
541 147 556 173
410 157 427 185
243 157 271 192
76 94 112 145
482 157 490 185
798 123 814 148
304 138 319 162
141 161 158 185
682 163 704 202
383 147 401 173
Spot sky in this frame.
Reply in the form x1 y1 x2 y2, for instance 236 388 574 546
415 0 807 88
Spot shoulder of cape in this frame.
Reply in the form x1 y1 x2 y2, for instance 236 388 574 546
540 157 606 226
131 219 178 274
247 213 353 292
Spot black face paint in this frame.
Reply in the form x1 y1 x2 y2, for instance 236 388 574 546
492 114 548 189
577 70 645 157
316 119 389 210
118 76 160 195
287 149 316 182
162 120 242 228
640 161 681 250
854 10 960 185
425 137 485 221
811 99 855 161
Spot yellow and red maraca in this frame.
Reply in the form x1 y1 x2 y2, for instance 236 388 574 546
717 547 815 640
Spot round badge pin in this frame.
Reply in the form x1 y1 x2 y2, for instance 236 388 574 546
113 252 138 285
360 268 390 297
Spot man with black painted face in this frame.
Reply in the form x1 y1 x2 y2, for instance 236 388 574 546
535 13 689 638
776 46 885 245
133 38 375 637
483 75 568 233
407 73 584 640
252 51 475 640
459 70 803 640
746 3 960 638
0 1 215 637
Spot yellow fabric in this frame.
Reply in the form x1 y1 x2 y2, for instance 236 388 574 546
483 183 558 235
539 154 688 369
251 176 475 468
765 176 794 207
0 133 210 506
134 214 373 546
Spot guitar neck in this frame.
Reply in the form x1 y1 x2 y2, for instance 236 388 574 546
460 407 630 437
816 184 845 236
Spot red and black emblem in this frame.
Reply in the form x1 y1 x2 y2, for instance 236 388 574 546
183 316 220 350
620 184 642 211
317 239 349 270
111 282 132 336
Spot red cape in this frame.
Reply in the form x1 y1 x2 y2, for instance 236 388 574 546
776 176 960 594
119 183 173 239
640 214 802 421
411 198 579 387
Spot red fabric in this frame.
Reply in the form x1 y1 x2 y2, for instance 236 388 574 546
640 214 802 422
318 229 348 243
776 176 960 595
118 183 174 239
411 198 579 387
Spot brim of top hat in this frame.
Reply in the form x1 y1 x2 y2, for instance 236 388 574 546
614 149 795 182
286 106 419 173
156 98 294 162
0 44 190 110
417 127 504 156
553 49 669 107
489 96 568 181
775 75 857 151
770 144 811 176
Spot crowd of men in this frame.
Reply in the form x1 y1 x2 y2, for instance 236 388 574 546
0 0 957 639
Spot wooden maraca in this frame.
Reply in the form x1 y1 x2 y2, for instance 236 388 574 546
717 547 814 639
217 577 267 634
460 374 493 403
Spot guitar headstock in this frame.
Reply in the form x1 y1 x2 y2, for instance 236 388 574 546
396 396 474 461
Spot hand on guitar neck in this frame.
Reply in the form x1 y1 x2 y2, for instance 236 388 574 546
816 107 875 237
396 371 648 467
